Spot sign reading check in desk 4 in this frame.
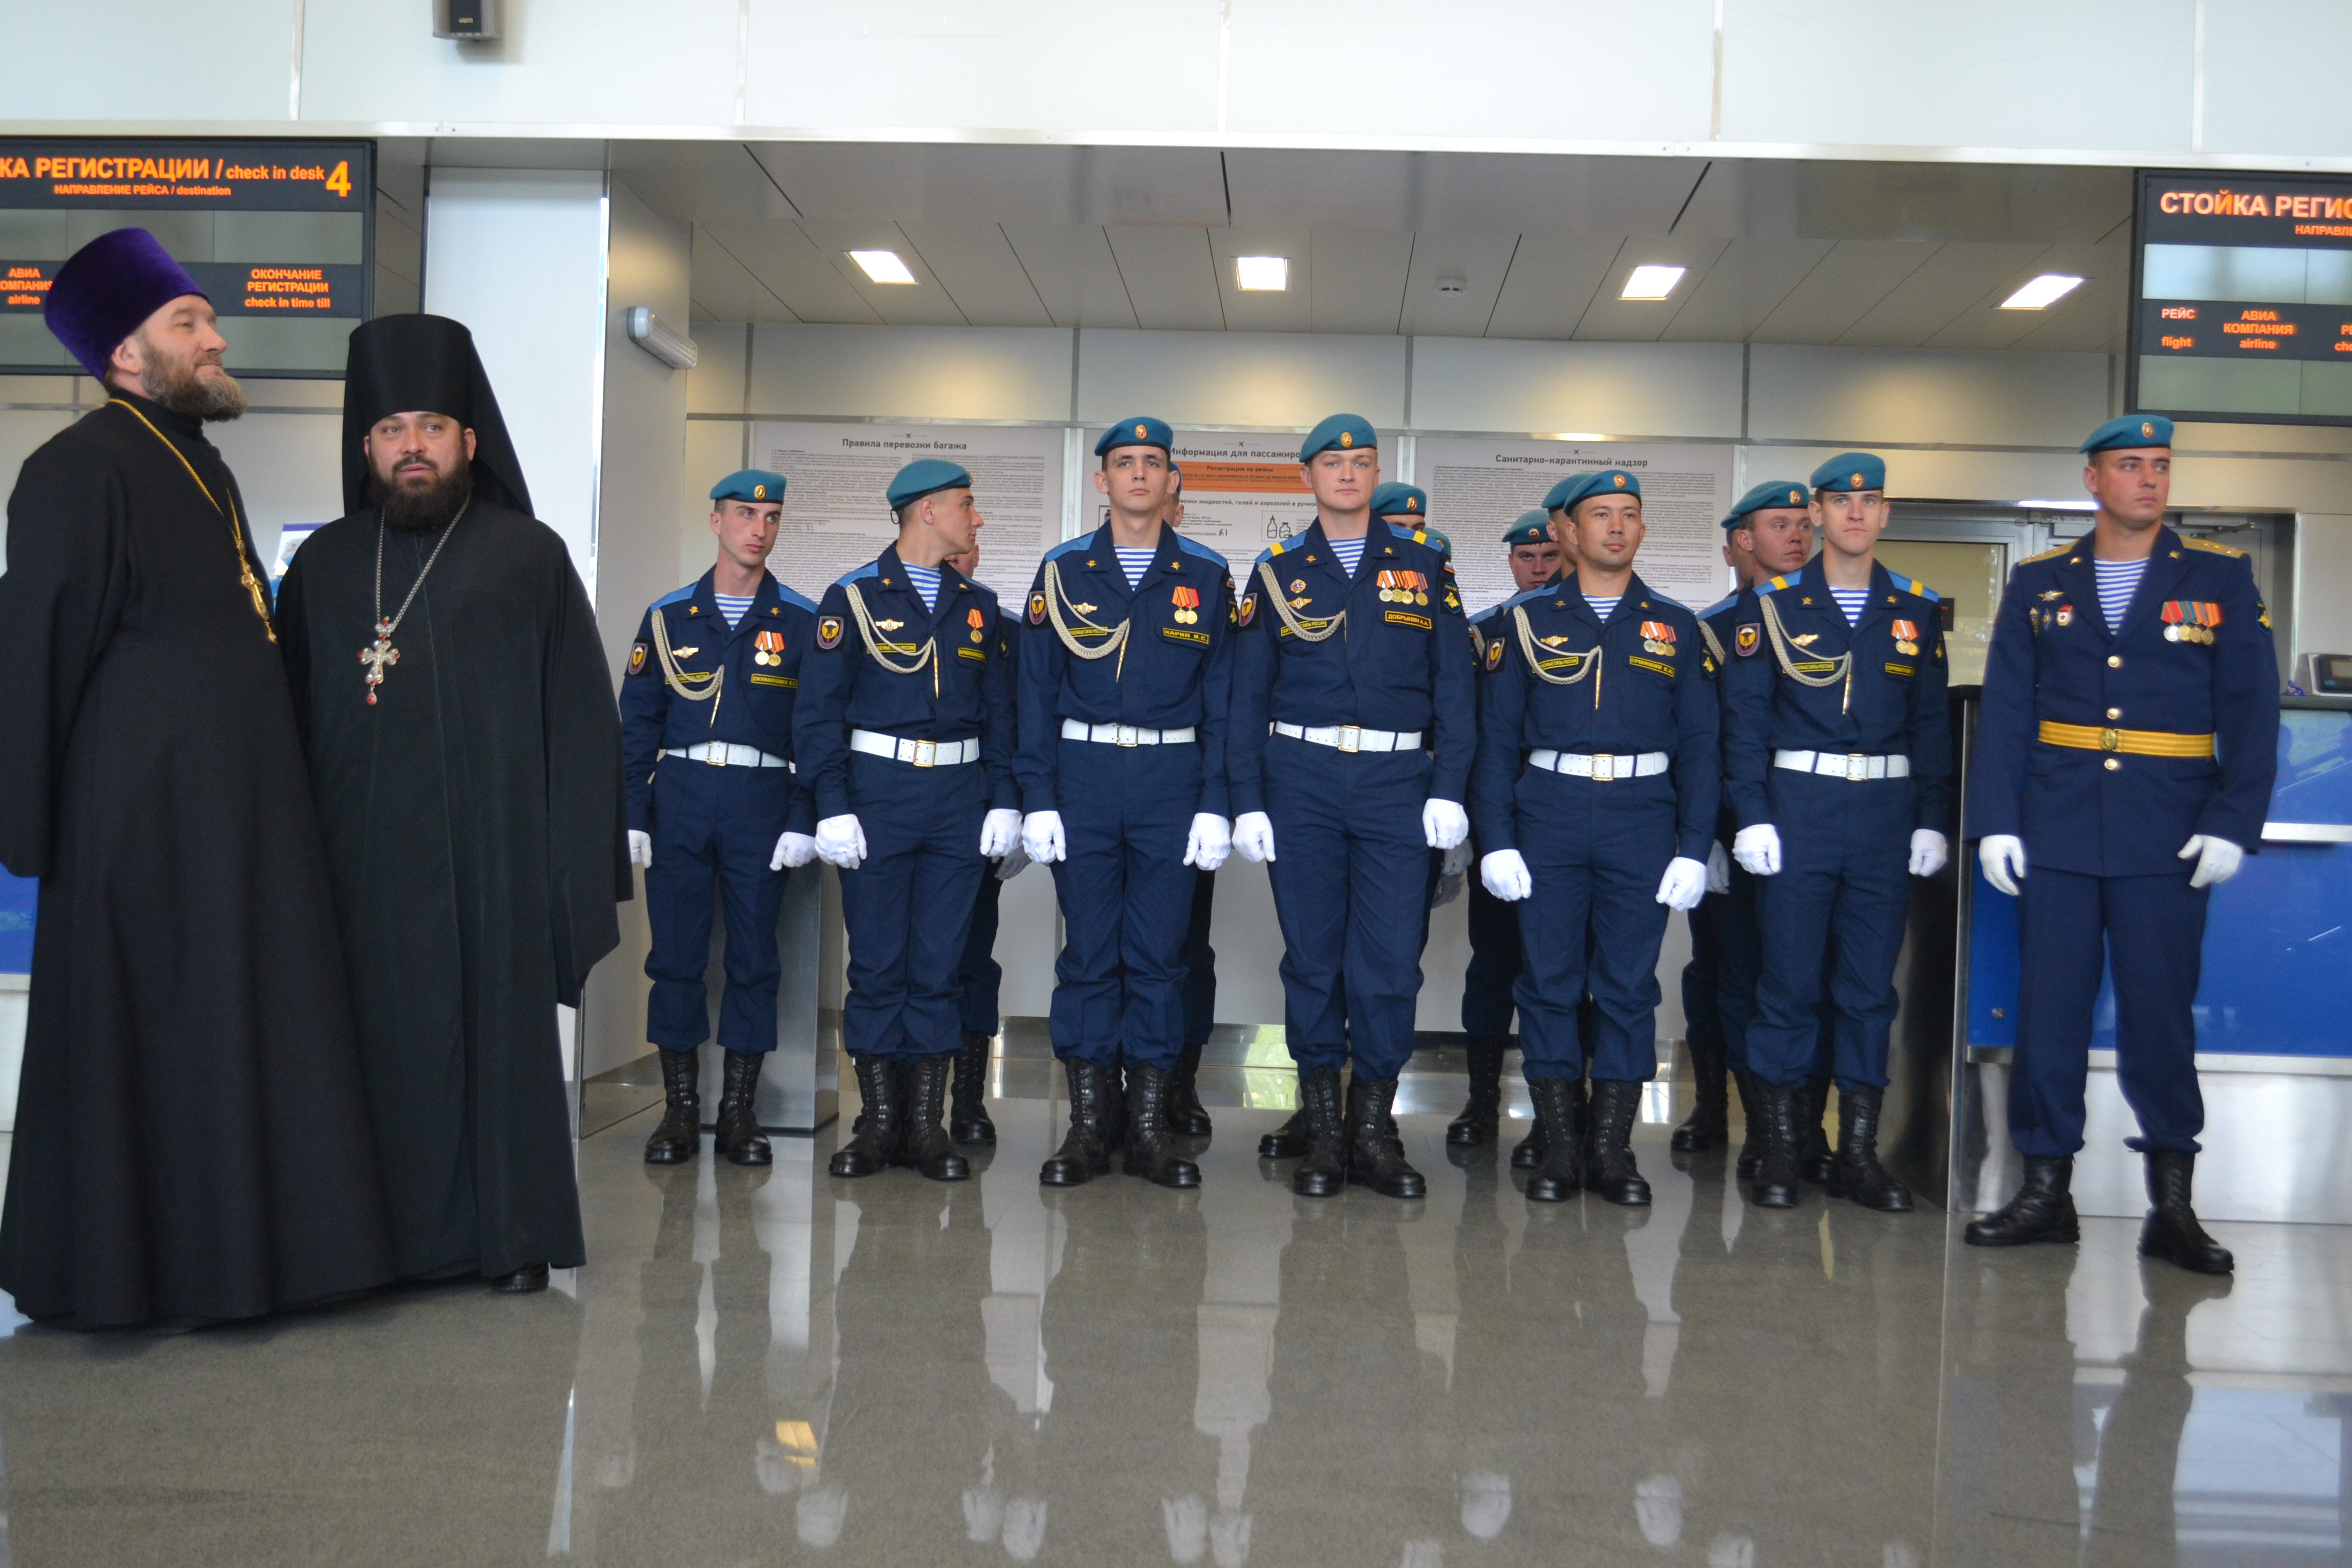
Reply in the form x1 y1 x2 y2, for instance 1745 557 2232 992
0 137 375 377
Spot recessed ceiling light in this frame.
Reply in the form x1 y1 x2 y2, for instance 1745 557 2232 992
849 250 917 285
2000 274 2085 310
1620 264 1686 301
1235 255 1289 291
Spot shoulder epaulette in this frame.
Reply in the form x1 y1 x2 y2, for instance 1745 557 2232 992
774 585 821 614
2019 543 2072 565
1043 534 1093 562
1754 574 1793 596
1385 521 1427 545
652 583 696 608
2183 536 2247 558
1885 571 1940 604
1254 541 1285 566
833 560 881 587
1697 592 1741 621
1172 532 1227 566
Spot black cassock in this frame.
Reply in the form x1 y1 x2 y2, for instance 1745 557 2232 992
277 498 627 1280
0 394 393 1328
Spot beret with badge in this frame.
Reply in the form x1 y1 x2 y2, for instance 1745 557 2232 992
1095 416 1174 457
2081 413 2173 454
887 457 973 511
1298 412 1378 461
1557 469 1644 512
1810 451 1886 494
1367 482 1428 520
1503 509 1554 547
710 468 787 504
1721 479 1811 530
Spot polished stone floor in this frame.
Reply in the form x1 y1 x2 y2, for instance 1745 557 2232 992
0 1035 2343 1566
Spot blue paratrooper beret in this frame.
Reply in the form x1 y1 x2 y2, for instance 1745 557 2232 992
1810 452 1886 493
1299 413 1378 461
887 458 973 511
1503 509 1553 546
2080 413 2173 454
710 469 788 504
1368 482 1428 519
1557 469 1643 511
1722 479 1810 529
1095 416 1174 457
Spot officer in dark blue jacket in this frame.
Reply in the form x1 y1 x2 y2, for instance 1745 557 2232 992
1723 453 1952 1212
622 469 819 1170
1447 509 1562 1149
795 459 1022 1184
1963 415 2278 1275
1230 413 1476 1200
1016 416 1235 1191
1472 471 1717 1206
946 538 1021 1147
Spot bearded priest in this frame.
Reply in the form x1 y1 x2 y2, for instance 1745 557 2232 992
276 314 629 1294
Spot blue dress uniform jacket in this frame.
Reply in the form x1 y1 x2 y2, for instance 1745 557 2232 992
1228 519 1477 814
1964 526 2278 876
1015 521 1237 818
620 570 819 835
1459 601 1525 1040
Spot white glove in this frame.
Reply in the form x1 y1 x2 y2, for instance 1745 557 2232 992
1705 840 1731 895
627 828 653 868
771 831 818 870
979 807 1022 859
2179 834 2244 889
1481 848 1533 901
1423 797 1470 850
1732 824 1781 877
1022 809 1066 864
815 813 867 870
1184 813 1232 872
1979 834 2027 896
1908 828 1948 878
1440 840 1474 877
1233 811 1277 864
1656 855 1708 911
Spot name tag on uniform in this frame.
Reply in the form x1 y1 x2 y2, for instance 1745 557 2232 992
1161 625 1211 646
957 645 987 662
1884 662 1915 679
1629 655 1675 677
1790 658 1837 674
1383 610 1433 630
1066 625 1111 639
749 673 798 688
1537 653 1582 672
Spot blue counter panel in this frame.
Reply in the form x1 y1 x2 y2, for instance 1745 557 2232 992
0 871 30 974
1967 706 2352 1060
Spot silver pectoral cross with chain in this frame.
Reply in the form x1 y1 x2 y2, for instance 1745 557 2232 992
359 618 401 705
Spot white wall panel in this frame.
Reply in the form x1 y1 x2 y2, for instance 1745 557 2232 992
748 324 1072 421
685 324 749 416
2201 1 2352 158
2294 516 2352 671
1076 329 1406 429
1747 345 2109 449
1411 338 1743 438
207 397 345 569
6 0 292 122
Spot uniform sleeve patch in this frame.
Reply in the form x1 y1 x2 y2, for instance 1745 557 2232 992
1484 638 1505 672
1237 594 1258 628
627 642 648 675
1028 591 1046 626
816 616 843 650
1735 623 1760 656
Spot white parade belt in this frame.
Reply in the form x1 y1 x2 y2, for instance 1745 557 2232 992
1271 721 1422 753
1526 750 1668 780
850 729 981 767
665 743 788 769
1061 719 1197 746
1774 749 1910 780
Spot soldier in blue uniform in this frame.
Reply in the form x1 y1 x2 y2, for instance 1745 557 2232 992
1723 453 1951 1212
1682 482 1816 1171
1164 466 1222 1137
623 470 820 1168
1017 416 1236 1190
946 538 1020 1145
1963 415 2277 1275
1447 509 1561 1148
796 459 1022 1183
1473 471 1716 1205
1231 413 1476 1199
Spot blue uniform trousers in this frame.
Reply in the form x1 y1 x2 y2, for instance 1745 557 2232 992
644 765 794 1056
1680 889 1727 1063
1700 866 1834 1076
1510 768 1675 1083
1263 738 1432 1079
2012 867 2208 1157
1748 771 1913 1090
957 873 1002 1037
1181 869 1217 1048
1045 741 1202 1070
838 753 989 1060
1462 840 1522 1038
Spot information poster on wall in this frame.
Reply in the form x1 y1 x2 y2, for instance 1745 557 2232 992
751 422 1063 606
1418 438 1735 614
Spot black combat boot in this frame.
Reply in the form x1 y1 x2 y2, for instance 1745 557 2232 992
713 1050 773 1167
1447 1037 1507 1146
1123 1063 1203 1189
1963 1157 2078 1247
1169 1042 1214 1136
1583 1079 1653 1207
1259 1099 1311 1159
1523 1076 1584 1204
1040 1060 1115 1187
1749 1081 1802 1209
892 1052 971 1182
1732 1069 1764 1178
1670 1040 1730 1152
2138 1149 2233 1275
949 1031 997 1145
1510 1117 1546 1169
1343 1075 1426 1199
643 1047 701 1165
1826 1082 1912 1211
1292 1068 1348 1198
1101 1062 1130 1156
829 1056 901 1179
1797 1075 1835 1184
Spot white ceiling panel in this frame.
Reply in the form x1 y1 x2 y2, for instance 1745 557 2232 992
690 226 795 324
1208 228 1315 333
1307 231 1416 336
896 223 1055 328
1223 151 1410 230
1836 242 2053 347
1396 233 1521 339
1658 239 1835 342
1674 159 2134 244
1923 241 2128 353
1483 235 1626 341
793 220 972 327
1104 229 1226 332
1574 238 1732 342
1002 226 1141 330
750 144 1230 227
1417 155 1711 236
700 217 881 325
1749 242 1936 343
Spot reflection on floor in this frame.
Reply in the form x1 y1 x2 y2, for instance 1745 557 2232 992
0 1037 2344 1566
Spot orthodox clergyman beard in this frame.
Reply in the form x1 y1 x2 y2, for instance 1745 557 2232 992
371 459 475 532
133 334 247 422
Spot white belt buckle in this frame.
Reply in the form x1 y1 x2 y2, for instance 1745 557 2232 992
1337 724 1362 753
911 739 937 768
1592 753 1615 782
1117 724 1139 748
1845 753 1868 781
707 744 726 767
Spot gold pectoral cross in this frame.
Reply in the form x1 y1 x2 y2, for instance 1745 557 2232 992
359 619 400 704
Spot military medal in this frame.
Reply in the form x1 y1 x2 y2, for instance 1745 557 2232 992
1892 618 1919 656
754 628 786 666
2055 606 2073 628
1172 584 1201 623
2163 601 2219 644
1639 620 1675 657
362 498 470 704
967 606 987 644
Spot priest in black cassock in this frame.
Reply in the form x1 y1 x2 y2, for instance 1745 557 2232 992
0 228 393 1328
276 314 629 1294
